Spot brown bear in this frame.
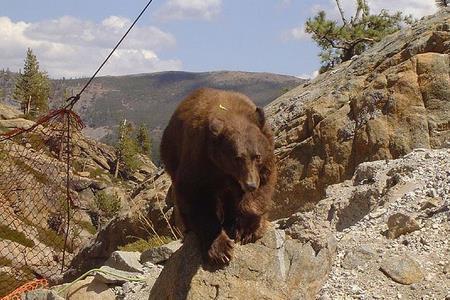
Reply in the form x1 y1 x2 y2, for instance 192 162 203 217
160 88 277 266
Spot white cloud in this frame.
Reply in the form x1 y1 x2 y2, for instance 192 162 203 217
367 0 437 19
25 16 176 51
0 16 182 78
155 0 222 21
297 70 319 79
314 0 437 21
282 25 310 41
101 16 129 29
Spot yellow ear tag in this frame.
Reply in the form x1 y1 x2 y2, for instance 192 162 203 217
219 104 228 111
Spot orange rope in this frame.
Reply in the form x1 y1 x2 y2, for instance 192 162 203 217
1 279 48 300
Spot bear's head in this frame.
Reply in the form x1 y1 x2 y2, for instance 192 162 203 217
207 107 272 192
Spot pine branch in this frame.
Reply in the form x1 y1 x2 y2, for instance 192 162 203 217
335 0 348 25
314 28 348 50
362 0 370 17
353 1 362 24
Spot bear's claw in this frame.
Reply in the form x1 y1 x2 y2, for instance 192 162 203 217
235 217 268 245
208 230 234 266
235 229 261 244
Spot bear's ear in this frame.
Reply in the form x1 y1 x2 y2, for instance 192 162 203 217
209 117 224 137
255 107 265 128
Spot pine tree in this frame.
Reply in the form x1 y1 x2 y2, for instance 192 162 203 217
136 124 152 159
305 1 413 72
114 120 139 178
13 48 50 117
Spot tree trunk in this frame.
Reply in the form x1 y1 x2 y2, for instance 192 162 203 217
25 95 31 115
114 119 127 178
114 158 120 178
342 47 355 62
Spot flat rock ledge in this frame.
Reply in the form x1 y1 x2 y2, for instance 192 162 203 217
149 227 336 300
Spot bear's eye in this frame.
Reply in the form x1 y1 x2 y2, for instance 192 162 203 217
235 156 244 163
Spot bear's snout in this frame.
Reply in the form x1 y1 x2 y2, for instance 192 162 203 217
240 167 260 192
244 181 258 192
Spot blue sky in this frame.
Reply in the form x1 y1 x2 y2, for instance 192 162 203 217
0 0 437 78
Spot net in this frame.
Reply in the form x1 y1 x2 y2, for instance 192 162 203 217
0 109 85 296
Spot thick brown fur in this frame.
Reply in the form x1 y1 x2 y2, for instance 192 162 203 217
160 88 277 266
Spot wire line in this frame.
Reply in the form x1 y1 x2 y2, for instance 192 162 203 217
66 0 155 109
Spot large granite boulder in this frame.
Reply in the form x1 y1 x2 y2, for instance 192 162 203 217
266 11 450 219
0 102 21 120
149 227 336 300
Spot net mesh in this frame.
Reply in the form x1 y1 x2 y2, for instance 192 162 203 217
0 109 86 296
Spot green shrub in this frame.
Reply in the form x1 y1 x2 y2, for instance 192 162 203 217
0 224 35 248
281 87 291 94
118 235 173 252
27 133 45 150
0 123 8 133
0 256 12 266
94 191 121 218
0 271 18 295
13 158 49 185
36 227 65 252
21 113 36 120
75 220 97 235
72 160 84 172
0 265 35 295
90 168 104 178
0 144 6 160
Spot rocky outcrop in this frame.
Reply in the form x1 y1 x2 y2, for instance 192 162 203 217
31 249 164 300
140 240 182 264
31 148 448 300
64 171 175 281
0 103 21 120
147 148 449 300
61 276 116 300
266 12 450 219
316 148 450 299
0 118 36 130
149 227 336 300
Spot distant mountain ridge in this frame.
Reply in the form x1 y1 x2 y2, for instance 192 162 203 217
52 70 304 133
2 70 304 160
50 70 305 160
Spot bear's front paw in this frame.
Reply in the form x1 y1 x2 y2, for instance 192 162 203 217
236 230 261 245
235 216 268 244
207 230 234 266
